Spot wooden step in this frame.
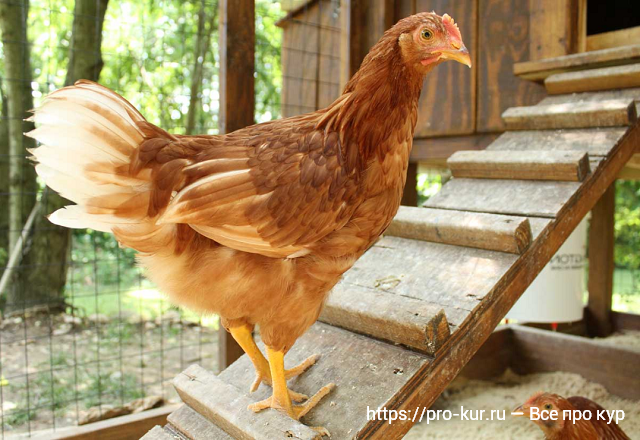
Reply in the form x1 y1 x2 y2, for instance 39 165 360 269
447 150 590 182
386 206 532 254
514 44 640 81
217 323 431 439
538 87 640 106
502 99 637 130
545 63 640 95
425 178 581 218
486 128 628 157
140 426 176 440
167 405 233 440
174 365 321 440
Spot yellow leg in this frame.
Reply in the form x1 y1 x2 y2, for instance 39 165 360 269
248 346 335 435
228 325 311 401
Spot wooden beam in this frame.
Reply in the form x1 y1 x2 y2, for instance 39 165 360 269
528 0 581 61
447 150 591 181
545 64 640 95
385 206 532 254
586 184 615 337
410 134 498 163
401 162 418 206
218 0 255 369
166 404 233 439
514 44 640 82
40 405 179 440
502 99 637 130
174 365 320 439
587 26 640 52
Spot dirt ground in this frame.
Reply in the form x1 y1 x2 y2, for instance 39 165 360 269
406 330 640 439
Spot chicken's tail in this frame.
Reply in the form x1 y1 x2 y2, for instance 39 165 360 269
27 80 175 252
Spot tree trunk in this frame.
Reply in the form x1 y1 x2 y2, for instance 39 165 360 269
0 78 9 265
3 0 110 314
0 0 39 312
186 0 218 135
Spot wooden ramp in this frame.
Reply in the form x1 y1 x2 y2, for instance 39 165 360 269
143 83 640 439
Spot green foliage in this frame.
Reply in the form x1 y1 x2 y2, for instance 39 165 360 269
614 180 640 271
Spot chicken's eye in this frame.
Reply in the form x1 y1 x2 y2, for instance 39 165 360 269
544 404 553 410
421 29 434 41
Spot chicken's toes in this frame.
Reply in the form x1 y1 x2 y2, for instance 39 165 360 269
292 382 335 419
285 353 321 380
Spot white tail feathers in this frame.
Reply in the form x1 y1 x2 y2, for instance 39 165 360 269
27 80 151 233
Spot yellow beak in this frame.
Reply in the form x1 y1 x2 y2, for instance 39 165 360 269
439 45 472 68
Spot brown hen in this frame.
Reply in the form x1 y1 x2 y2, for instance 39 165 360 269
28 12 470 431
514 392 630 439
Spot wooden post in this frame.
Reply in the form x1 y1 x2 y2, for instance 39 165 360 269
587 184 615 337
218 0 255 370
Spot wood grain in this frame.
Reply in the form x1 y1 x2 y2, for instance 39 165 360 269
538 87 640 106
410 133 498 164
140 426 174 440
545 63 640 95
528 0 580 60
174 365 321 440
167 405 234 440
477 0 546 132
219 323 430 440
414 0 477 136
587 26 640 52
502 99 637 130
447 150 591 181
321 282 451 355
424 178 581 217
514 44 640 81
586 184 615 338
386 206 532 254
486 128 628 157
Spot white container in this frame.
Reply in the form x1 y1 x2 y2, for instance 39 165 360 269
506 218 588 323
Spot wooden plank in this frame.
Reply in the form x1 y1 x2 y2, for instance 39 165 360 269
545 63 640 95
502 99 637 130
321 283 451 355
612 311 640 332
424 178 581 217
363 110 640 440
386 206 532 254
510 325 640 400
41 405 179 440
140 426 174 440
486 128 628 157
477 0 546 132
218 0 255 369
174 365 321 440
587 26 640 52
411 133 498 163
528 0 580 61
401 162 418 206
514 44 640 82
538 87 640 106
167 405 234 440
586 184 615 338
337 236 517 316
448 150 590 181
317 0 341 109
414 0 477 136
218 323 429 439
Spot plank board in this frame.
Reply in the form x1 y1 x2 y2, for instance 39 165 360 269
476 0 546 132
503 99 637 130
174 365 321 440
514 44 640 81
336 236 517 316
321 283 452 355
447 150 590 181
486 128 628 157
140 426 174 440
167 405 234 440
218 323 430 440
410 133 498 164
424 178 581 217
538 87 640 106
545 63 640 95
386 206 532 254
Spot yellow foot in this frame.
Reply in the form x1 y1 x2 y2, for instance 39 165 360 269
248 382 335 420
250 353 321 393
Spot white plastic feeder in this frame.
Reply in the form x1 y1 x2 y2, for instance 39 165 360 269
506 218 588 323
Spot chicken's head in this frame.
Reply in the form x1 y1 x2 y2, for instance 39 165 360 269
396 12 471 73
513 392 569 436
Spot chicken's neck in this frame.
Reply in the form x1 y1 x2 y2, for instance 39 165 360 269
320 46 425 170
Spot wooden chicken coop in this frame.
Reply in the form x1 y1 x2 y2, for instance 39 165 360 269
35 0 639 438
